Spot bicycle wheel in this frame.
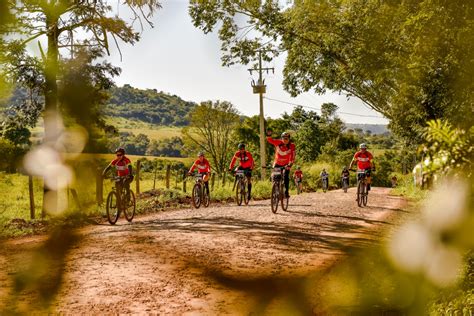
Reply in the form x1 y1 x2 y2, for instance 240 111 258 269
343 180 348 193
106 191 120 225
271 181 279 213
362 183 368 206
192 184 201 208
203 186 210 207
124 190 136 222
323 180 328 193
236 178 243 206
281 183 289 212
296 181 301 195
241 179 248 205
357 180 364 207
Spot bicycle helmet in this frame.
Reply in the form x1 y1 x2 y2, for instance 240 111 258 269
281 132 290 139
115 147 125 154
238 143 245 149
198 151 205 157
296 166 300 170
359 143 367 149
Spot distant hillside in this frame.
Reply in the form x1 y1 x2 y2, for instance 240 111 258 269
345 123 389 135
104 84 197 126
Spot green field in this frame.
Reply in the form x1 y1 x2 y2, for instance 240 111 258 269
105 117 183 140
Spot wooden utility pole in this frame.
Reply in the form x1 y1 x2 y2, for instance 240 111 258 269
248 51 274 180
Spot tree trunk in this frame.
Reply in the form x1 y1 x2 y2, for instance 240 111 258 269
42 12 60 215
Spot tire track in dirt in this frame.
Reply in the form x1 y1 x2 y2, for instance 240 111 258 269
0 187 407 314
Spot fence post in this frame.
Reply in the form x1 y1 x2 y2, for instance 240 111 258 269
153 160 158 190
165 164 171 189
182 169 187 193
96 167 103 205
211 173 215 191
28 175 35 219
136 160 141 195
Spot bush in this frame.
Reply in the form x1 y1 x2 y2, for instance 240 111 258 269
0 138 26 172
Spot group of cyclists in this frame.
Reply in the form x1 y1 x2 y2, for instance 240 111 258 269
103 131 375 210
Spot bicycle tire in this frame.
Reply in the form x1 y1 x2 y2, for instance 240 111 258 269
236 178 243 206
124 190 136 222
203 186 210 207
362 184 368 206
192 184 201 208
322 180 328 193
271 181 279 213
106 191 120 225
242 179 249 205
343 179 348 193
357 180 364 207
281 191 289 211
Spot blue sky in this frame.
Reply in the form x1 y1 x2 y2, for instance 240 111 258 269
105 1 389 124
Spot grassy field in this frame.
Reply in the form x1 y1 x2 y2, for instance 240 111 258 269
30 117 184 145
105 117 183 140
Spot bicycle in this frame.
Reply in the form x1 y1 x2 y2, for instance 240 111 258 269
341 175 349 193
350 169 368 207
190 173 210 209
233 169 249 206
321 177 329 192
294 178 303 194
105 176 136 225
270 166 289 213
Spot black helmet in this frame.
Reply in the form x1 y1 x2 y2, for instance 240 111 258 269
115 147 125 154
238 143 245 149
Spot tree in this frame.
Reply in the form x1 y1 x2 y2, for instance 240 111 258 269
189 0 474 142
2 0 161 142
182 100 240 175
1 0 160 212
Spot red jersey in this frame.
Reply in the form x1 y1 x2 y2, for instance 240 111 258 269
294 170 303 179
229 150 254 169
353 151 373 170
111 156 131 177
189 158 211 174
267 137 296 167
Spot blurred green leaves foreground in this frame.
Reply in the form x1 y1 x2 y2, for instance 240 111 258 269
0 0 160 312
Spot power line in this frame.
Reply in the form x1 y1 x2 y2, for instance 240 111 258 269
263 96 385 119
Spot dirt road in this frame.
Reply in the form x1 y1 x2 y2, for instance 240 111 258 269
0 187 406 314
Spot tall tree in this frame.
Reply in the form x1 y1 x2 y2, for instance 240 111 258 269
182 100 240 175
2 0 160 142
189 0 474 141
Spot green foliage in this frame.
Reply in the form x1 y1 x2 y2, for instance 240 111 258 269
105 84 196 126
421 120 473 180
0 138 26 172
182 100 240 174
189 0 474 142
146 137 184 157
390 174 427 201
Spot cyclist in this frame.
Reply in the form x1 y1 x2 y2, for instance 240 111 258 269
229 143 254 200
266 130 296 198
188 151 211 196
102 147 134 197
349 143 375 191
293 166 303 191
320 168 329 189
341 166 350 188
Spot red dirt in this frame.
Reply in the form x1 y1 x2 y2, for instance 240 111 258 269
0 187 406 314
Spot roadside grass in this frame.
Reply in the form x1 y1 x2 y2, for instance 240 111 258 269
390 174 427 202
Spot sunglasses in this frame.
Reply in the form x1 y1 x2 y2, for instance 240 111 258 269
116 154 123 157
282 137 290 140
